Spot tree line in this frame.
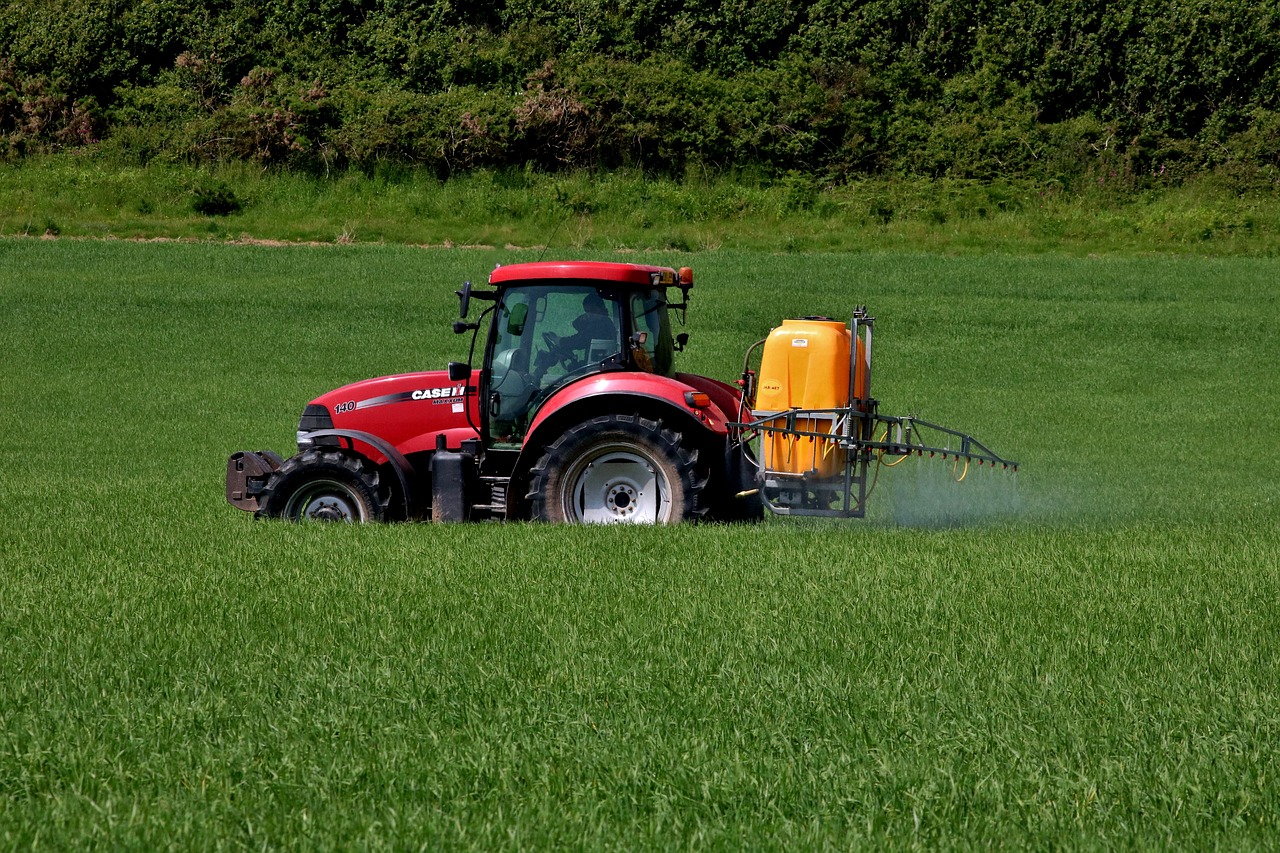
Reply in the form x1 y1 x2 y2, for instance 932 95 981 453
2 0 1278 188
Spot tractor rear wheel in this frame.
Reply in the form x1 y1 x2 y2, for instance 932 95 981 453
258 449 388 522
528 415 706 524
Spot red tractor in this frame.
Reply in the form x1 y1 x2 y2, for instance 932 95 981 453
227 260 1015 524
228 261 759 523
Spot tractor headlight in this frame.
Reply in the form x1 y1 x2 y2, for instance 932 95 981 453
297 403 333 449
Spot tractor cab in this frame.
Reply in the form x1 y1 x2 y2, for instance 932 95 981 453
455 262 692 447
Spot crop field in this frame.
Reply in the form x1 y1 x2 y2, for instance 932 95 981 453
2 239 1278 848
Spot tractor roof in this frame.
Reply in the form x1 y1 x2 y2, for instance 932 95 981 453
488 261 687 289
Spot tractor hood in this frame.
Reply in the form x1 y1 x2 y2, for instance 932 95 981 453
309 370 480 454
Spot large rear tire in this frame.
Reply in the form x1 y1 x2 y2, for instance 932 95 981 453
528 415 706 524
258 449 389 522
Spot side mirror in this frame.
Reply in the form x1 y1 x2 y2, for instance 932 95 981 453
629 331 648 346
456 281 472 319
448 362 472 382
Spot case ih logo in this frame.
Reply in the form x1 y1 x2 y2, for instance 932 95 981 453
412 385 466 401
346 385 468 412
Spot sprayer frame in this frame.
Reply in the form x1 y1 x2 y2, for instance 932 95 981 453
730 309 1018 518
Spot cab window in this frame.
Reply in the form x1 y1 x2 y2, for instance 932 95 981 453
629 289 674 377
488 285 622 444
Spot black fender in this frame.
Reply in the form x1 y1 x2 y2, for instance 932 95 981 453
507 391 726 519
303 429 418 518
724 439 762 494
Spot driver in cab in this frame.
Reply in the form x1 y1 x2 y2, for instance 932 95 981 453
538 291 617 372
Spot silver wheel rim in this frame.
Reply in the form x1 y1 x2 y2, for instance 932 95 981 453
561 442 672 524
284 478 365 522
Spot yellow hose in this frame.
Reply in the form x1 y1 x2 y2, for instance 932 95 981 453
878 428 910 467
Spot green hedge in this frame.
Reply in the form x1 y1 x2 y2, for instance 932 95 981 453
2 0 1278 188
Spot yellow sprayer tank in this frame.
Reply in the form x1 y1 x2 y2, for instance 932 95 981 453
754 318 866 477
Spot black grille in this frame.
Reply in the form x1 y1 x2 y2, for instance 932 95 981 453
299 403 334 432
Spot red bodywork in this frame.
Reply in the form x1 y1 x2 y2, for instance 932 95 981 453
309 366 743 472
312 261 739 466
311 370 482 461
489 261 678 285
525 372 737 441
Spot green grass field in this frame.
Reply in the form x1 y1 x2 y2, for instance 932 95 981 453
5 156 1280 257
2 239 1278 848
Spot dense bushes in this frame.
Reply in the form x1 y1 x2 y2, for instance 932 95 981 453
1 0 1278 188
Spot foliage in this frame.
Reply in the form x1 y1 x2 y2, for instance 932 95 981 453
190 178 240 215
0 60 97 159
1 0 1279 185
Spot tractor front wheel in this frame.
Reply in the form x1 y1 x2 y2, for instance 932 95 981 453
259 449 389 522
528 415 706 524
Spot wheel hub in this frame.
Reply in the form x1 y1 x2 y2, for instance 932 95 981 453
568 450 665 523
605 481 638 516
307 496 356 521
285 480 364 522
